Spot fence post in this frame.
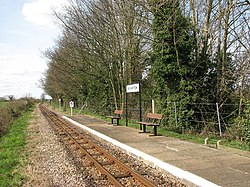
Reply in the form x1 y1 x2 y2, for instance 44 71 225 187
152 99 155 113
216 103 222 137
126 93 128 126
174 102 178 127
59 98 61 111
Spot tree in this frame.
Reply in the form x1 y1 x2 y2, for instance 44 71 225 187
150 0 197 126
43 0 152 114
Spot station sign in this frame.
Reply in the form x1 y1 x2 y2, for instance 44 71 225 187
126 83 140 93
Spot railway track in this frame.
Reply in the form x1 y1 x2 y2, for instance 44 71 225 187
39 104 158 187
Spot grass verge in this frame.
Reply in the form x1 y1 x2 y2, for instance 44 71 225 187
0 108 32 187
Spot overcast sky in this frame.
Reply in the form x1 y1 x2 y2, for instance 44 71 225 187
0 0 68 99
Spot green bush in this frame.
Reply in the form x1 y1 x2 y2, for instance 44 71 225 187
0 108 12 135
0 99 33 136
8 100 29 118
231 101 250 146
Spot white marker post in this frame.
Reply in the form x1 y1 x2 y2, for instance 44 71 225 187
69 101 74 116
152 99 155 113
59 98 61 111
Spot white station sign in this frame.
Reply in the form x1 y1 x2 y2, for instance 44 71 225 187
126 83 140 93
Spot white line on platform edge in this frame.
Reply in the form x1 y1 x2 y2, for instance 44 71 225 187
63 116 220 187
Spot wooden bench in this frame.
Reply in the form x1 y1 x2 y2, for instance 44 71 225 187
138 113 163 136
107 109 123 125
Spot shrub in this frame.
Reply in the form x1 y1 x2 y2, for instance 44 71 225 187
8 100 29 117
0 107 12 134
0 99 34 136
231 101 250 146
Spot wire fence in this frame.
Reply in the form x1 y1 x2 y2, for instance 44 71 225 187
54 97 249 138
76 99 249 137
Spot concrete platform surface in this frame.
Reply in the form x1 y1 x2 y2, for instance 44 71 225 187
66 115 250 187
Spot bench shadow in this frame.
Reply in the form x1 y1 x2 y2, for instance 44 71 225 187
107 123 120 126
149 133 162 137
138 131 151 134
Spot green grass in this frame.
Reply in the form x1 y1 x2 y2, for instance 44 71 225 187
222 139 250 151
0 109 32 187
0 101 9 107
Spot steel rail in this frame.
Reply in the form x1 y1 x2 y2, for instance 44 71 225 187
39 105 157 187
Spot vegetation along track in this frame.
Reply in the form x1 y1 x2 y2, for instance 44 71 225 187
39 105 183 186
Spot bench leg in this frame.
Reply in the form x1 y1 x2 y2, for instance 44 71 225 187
153 126 157 136
117 119 119 125
111 118 114 124
143 124 146 133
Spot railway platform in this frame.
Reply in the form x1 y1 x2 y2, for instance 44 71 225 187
65 114 249 187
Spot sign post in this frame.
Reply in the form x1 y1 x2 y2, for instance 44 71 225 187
69 101 74 116
125 83 141 128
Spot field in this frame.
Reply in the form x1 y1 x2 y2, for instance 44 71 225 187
0 101 9 107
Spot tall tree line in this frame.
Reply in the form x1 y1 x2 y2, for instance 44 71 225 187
41 0 249 142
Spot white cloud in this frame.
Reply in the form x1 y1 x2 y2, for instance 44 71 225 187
22 0 69 27
0 1 68 99
0 45 47 98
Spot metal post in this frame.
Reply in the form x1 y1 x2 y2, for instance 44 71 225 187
139 82 142 122
126 93 128 126
216 103 222 137
70 101 74 116
174 102 178 127
152 99 155 113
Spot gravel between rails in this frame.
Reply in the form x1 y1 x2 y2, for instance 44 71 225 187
23 105 186 186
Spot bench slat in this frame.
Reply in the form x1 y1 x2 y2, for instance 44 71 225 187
114 109 123 115
146 113 163 120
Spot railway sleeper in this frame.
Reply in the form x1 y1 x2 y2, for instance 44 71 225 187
63 137 71 141
91 152 103 157
92 174 107 180
99 160 115 166
58 132 66 135
138 171 147 175
73 137 85 141
82 145 95 149
68 132 79 136
66 140 75 145
83 161 95 167
82 162 94 167
114 173 132 179
79 153 87 158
